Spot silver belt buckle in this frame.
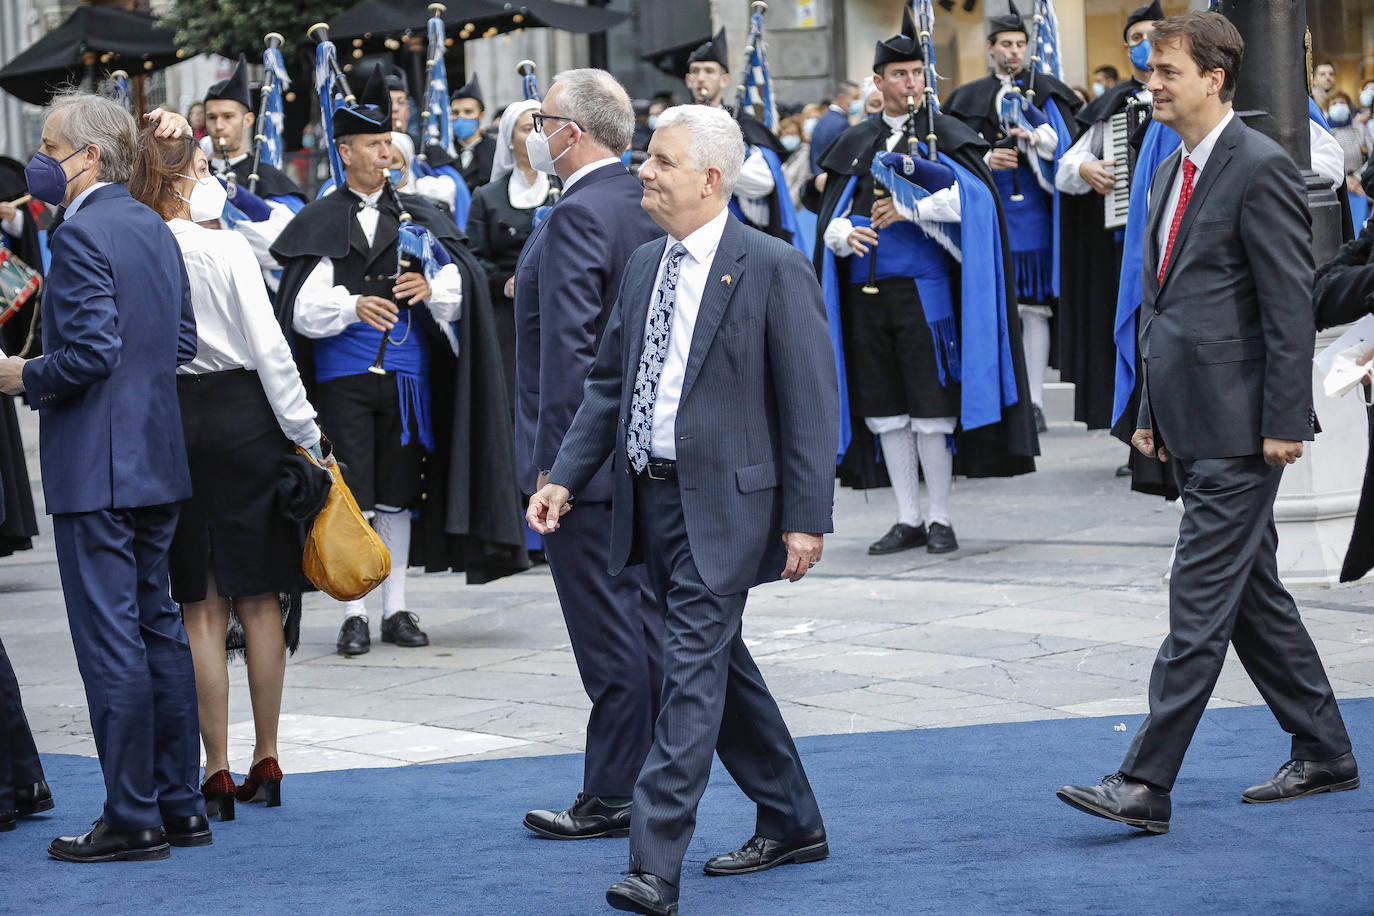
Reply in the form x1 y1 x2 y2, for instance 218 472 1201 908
647 461 667 481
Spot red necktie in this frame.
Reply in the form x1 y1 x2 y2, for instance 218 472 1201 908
1158 156 1196 284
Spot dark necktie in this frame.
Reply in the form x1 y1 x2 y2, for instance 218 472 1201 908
626 243 689 473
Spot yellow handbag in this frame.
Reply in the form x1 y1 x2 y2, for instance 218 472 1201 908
297 447 391 601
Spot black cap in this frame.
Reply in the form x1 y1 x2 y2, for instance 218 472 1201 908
451 72 484 110
204 54 251 111
687 29 729 72
873 7 922 72
1123 0 1164 40
987 1 1027 39
632 97 651 117
333 64 392 139
384 65 409 97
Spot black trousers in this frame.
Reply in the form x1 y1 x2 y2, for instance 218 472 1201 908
542 499 663 797
628 476 823 885
0 633 44 816
315 372 423 513
1120 455 1352 790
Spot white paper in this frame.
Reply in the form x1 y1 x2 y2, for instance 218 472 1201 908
1315 314 1374 398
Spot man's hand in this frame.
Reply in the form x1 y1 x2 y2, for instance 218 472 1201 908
814 172 828 193
504 276 516 299
1132 427 1167 462
988 147 1020 171
1009 126 1036 147
0 357 26 396
0 201 16 222
527 483 573 534
143 108 192 139
1263 438 1303 468
1347 174 1365 197
355 295 398 331
870 197 907 231
847 225 879 257
393 271 432 304
1079 158 1117 195
781 531 823 583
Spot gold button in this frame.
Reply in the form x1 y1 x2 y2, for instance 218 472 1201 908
421 493 428 501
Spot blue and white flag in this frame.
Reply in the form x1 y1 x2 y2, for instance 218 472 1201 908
260 44 291 170
314 40 348 189
912 0 942 113
739 7 776 129
1033 0 1063 81
425 15 454 153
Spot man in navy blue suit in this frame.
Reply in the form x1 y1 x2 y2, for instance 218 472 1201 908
515 68 667 840
0 92 208 862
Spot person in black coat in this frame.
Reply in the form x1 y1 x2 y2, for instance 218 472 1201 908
0 632 52 831
466 99 556 408
450 74 497 192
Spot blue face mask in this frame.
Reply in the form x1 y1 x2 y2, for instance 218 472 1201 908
1129 39 1152 72
1363 89 1374 109
454 117 480 140
25 147 87 206
648 114 659 130
848 99 863 116
1092 81 1106 97
1328 103 1352 126
781 134 801 152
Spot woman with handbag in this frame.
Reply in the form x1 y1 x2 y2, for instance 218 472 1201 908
129 125 331 819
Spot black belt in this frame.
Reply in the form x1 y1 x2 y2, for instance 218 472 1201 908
639 457 677 481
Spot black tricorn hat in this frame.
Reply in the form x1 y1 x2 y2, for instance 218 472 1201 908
874 7 922 72
384 65 409 96
988 1 1027 39
1123 0 1164 40
204 54 251 110
687 28 729 72
332 64 392 139
451 72 484 109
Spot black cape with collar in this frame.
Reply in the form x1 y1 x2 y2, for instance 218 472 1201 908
217 156 306 204
813 112 1039 487
458 134 497 192
942 71 1083 144
272 184 529 584
0 158 42 555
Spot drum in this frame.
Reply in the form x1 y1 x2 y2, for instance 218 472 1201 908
0 247 40 327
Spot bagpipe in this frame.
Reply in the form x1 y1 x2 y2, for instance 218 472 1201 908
249 32 290 194
913 0 940 158
863 96 922 295
108 70 131 113
736 2 776 129
369 209 440 375
417 4 453 164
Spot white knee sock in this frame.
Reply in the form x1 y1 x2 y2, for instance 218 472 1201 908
879 429 922 527
343 598 367 623
916 432 953 527
372 508 411 619
1021 311 1051 409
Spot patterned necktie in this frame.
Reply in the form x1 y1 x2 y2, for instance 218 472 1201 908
626 242 689 473
1158 156 1196 284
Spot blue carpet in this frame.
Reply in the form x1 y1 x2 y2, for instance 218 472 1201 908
4 701 1373 915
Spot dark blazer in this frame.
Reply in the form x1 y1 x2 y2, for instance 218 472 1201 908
1137 115 1316 459
809 107 848 175
23 184 196 515
513 162 663 501
549 214 840 595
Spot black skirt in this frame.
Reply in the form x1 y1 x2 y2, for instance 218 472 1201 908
170 369 305 653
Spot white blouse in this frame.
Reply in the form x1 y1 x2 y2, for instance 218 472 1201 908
168 219 320 450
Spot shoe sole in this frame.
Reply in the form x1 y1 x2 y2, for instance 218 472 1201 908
868 543 925 556
926 544 959 554
1242 775 1360 804
380 637 429 647
606 889 677 915
47 843 172 862
702 840 830 876
165 832 213 848
1056 791 1169 834
336 646 370 656
18 797 55 817
522 816 629 840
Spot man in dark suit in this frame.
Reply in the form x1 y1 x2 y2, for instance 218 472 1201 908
808 80 859 174
529 104 839 916
0 91 208 861
515 68 666 840
1058 12 1356 836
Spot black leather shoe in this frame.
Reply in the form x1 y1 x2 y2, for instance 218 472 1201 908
381 611 429 647
927 522 959 554
868 523 927 555
336 616 370 656
703 832 829 876
1115 464 1132 478
524 792 631 839
16 779 54 816
48 819 171 862
163 814 213 847
1242 752 1359 803
606 873 679 916
1057 772 1170 834
0 811 15 832
1033 405 1048 433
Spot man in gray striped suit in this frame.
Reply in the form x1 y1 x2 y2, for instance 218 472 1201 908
528 104 840 916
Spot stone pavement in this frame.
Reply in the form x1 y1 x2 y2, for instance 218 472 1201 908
3 409 1372 774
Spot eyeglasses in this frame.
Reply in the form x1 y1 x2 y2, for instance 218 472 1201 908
530 113 580 135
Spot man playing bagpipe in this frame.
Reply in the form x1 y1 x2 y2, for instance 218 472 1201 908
943 1 1081 433
271 65 527 657
814 8 1038 558
685 29 801 248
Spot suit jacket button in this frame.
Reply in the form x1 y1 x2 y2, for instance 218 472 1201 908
1153 307 1161 315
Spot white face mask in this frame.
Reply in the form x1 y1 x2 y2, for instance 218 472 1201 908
525 121 573 176
177 174 227 222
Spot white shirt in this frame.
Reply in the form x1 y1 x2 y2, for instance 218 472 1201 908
231 198 294 291
986 73 1059 165
823 113 961 258
562 156 623 194
648 206 730 460
292 187 464 356
1155 109 1233 260
168 219 320 450
733 146 777 228
0 207 22 238
507 168 550 209
1057 86 1152 195
63 181 113 220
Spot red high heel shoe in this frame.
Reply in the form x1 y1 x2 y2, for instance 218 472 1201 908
236 757 283 807
201 769 237 822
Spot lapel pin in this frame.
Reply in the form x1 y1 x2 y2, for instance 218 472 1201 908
721 274 732 286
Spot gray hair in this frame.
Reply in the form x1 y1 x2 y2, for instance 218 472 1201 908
653 105 745 199
550 68 634 155
43 90 138 184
